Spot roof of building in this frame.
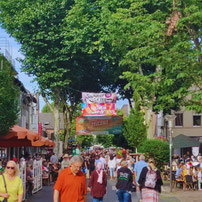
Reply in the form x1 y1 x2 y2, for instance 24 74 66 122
173 134 200 148
39 113 64 130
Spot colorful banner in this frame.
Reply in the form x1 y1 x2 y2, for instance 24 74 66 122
82 92 117 104
76 116 123 135
82 103 116 116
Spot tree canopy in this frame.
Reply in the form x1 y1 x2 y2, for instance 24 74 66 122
123 109 147 150
41 103 54 113
0 55 19 136
139 139 169 169
99 0 202 113
0 0 201 150
0 0 110 152
0 0 201 113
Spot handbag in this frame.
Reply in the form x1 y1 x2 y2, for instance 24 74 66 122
131 183 136 192
1 174 8 202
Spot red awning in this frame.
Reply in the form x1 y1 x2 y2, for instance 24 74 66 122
31 136 55 147
49 140 55 147
1 125 38 141
0 125 38 147
0 139 32 147
0 125 54 148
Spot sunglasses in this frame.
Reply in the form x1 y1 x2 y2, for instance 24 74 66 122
149 161 154 163
7 167 15 170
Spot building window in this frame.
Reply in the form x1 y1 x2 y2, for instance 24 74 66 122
193 115 201 126
175 113 183 126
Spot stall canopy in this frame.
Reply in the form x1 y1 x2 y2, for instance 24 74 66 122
1 125 38 141
0 125 54 147
32 136 55 147
173 134 200 148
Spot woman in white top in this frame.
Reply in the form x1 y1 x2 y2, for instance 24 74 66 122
116 154 122 172
108 155 116 180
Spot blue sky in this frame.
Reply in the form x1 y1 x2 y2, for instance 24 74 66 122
0 27 127 111
0 26 46 110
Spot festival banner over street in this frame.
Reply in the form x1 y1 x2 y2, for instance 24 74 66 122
76 116 123 135
82 103 116 116
76 92 123 135
82 92 117 104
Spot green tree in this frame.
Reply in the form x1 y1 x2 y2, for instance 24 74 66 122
1 0 200 152
0 0 133 153
112 134 131 149
100 0 202 113
41 103 54 113
77 135 94 148
41 102 64 113
123 90 147 150
123 110 147 151
0 0 106 154
95 134 114 148
0 0 72 155
0 55 19 136
139 139 169 169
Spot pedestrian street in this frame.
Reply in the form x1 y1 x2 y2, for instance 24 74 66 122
26 178 182 202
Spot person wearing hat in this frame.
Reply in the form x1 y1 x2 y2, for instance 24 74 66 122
61 154 70 170
116 160 133 202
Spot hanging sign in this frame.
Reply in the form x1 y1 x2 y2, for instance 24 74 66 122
192 147 199 157
76 116 123 135
82 103 116 116
82 92 117 104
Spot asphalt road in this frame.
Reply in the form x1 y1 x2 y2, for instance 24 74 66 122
26 179 180 202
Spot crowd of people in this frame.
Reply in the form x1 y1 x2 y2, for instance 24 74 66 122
53 148 164 202
171 152 202 191
0 148 201 202
0 152 60 201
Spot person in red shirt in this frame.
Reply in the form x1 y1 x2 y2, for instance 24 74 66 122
53 155 87 202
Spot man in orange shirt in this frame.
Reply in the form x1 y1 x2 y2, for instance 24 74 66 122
53 155 87 202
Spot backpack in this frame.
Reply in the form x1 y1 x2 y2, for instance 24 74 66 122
145 167 157 188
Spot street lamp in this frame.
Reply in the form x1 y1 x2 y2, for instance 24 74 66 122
165 114 176 192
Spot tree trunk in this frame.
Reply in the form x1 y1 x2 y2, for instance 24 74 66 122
63 114 72 150
63 106 68 151
62 104 74 150
42 91 61 158
53 100 60 157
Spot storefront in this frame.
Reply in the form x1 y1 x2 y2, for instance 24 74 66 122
173 134 201 156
